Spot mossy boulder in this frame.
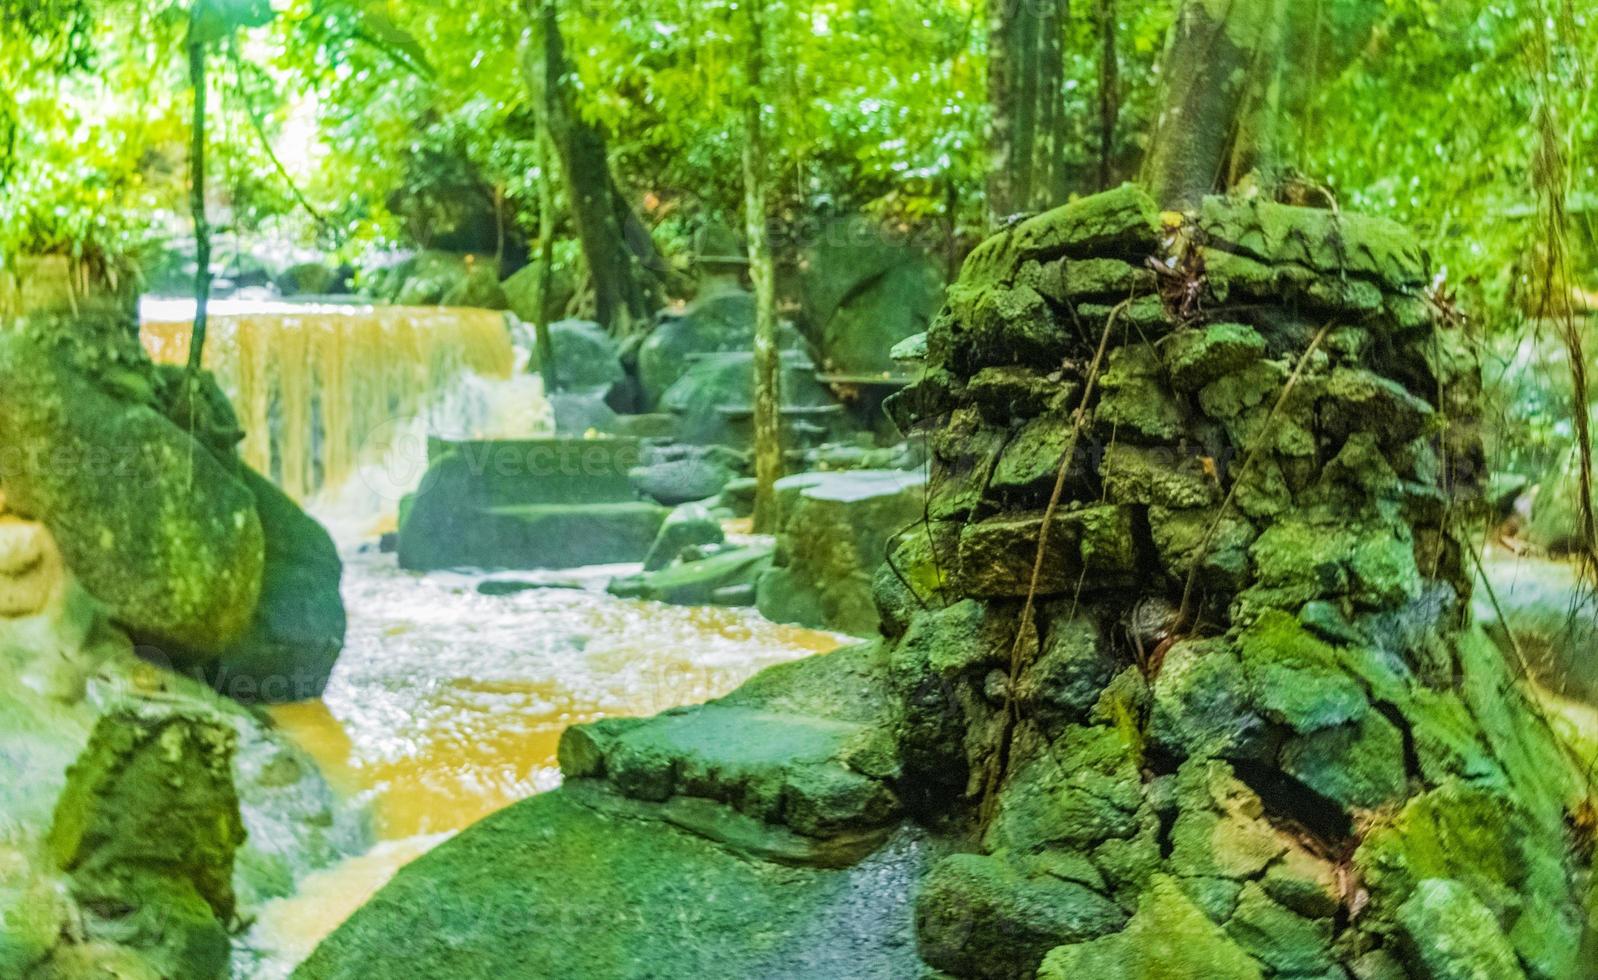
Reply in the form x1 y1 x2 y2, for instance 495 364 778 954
756 470 927 635
0 332 264 655
1038 874 1264 980
1396 878 1527 980
525 318 626 395
183 468 345 703
642 503 725 571
48 705 245 980
916 852 1127 979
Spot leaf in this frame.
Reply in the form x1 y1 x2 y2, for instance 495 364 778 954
189 0 274 45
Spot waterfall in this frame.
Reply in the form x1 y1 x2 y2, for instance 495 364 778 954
140 299 553 542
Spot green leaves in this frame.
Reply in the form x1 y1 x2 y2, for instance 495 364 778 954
189 0 274 46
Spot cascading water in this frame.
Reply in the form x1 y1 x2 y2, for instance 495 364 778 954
136 299 844 977
140 299 553 541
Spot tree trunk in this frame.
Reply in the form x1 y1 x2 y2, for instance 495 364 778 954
987 0 1068 226
1027 0 1067 211
1095 0 1119 190
743 0 782 534
531 130 559 396
186 11 212 373
1143 0 1287 210
526 0 659 336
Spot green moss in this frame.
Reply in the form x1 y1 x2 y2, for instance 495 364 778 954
1236 611 1369 734
992 413 1076 493
984 726 1144 854
1037 874 1264 980
955 505 1139 597
917 852 1127 980
1168 761 1286 881
1149 639 1268 761
1225 882 1337 977
1148 506 1256 589
1161 324 1266 392
1008 184 1162 261
1395 878 1525 980
1101 444 1220 509
298 787 935 979
1321 367 1436 446
1096 344 1188 440
1196 197 1426 288
1280 709 1409 810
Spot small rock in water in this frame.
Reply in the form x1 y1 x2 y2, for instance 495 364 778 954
476 579 585 596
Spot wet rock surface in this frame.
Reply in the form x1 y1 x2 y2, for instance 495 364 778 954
755 469 927 636
396 437 669 570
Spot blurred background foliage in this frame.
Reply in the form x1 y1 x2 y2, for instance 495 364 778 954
0 0 1592 309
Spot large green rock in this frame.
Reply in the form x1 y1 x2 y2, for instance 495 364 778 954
1396 878 1527 980
48 704 245 980
296 787 934 980
756 470 926 635
658 350 840 447
525 318 625 394
802 215 944 375
198 468 345 703
0 332 263 655
397 437 668 569
915 852 1127 979
1037 875 1264 980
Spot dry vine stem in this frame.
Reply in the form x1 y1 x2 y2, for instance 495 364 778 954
1177 320 1334 626
978 298 1128 829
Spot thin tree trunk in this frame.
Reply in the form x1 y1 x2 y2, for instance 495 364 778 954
988 0 1068 224
1095 0 1119 190
526 0 658 335
1028 0 1066 211
985 0 1019 226
743 0 782 534
186 11 212 372
1143 0 1286 210
532 130 559 396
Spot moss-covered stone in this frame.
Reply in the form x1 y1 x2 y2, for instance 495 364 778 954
966 366 1075 421
757 470 927 635
0 332 264 656
1096 344 1187 440
1395 878 1526 980
1037 874 1264 980
1009 183 1162 261
1196 197 1427 288
1236 611 1369 734
1101 444 1220 509
48 704 245 980
1148 505 1256 590
984 726 1145 854
199 467 345 703
1225 881 1337 977
1167 762 1286 880
1015 610 1118 728
956 505 1138 597
1149 639 1269 762
916 852 1126 979
1161 324 1266 392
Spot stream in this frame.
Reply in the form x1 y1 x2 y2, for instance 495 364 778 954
240 548 847 977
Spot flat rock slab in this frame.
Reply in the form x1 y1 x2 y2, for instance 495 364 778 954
398 501 667 571
294 788 936 980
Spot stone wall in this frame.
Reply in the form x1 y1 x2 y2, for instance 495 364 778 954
882 185 1591 979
